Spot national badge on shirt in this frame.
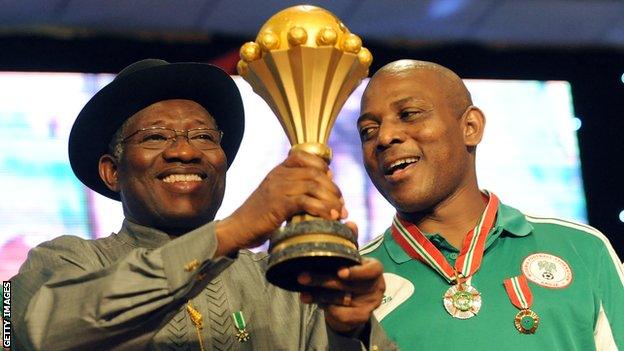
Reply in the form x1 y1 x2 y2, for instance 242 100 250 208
521 252 573 289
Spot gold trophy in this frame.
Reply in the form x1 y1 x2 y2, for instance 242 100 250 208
237 5 373 291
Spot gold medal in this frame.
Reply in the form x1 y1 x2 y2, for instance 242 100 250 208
514 309 539 334
443 283 481 319
505 275 539 335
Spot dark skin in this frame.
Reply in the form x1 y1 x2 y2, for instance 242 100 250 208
358 60 487 249
99 99 385 334
100 99 227 235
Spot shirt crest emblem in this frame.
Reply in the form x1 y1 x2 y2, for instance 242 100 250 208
521 253 572 288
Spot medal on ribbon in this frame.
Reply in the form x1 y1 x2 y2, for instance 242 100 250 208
503 275 539 334
232 311 250 342
442 282 482 319
391 192 499 319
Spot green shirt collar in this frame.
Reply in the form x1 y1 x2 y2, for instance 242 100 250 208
384 201 534 264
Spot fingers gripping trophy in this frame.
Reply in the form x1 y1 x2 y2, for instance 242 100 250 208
237 5 373 291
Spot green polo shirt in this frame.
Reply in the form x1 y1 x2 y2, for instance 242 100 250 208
362 202 624 350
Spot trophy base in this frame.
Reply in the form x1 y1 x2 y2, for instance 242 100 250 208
266 219 361 292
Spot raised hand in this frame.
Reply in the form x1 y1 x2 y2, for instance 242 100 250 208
216 151 346 255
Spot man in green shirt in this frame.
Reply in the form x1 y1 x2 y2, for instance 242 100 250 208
357 59 623 350
12 59 393 350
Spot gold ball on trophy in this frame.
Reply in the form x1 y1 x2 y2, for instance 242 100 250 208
357 47 373 67
240 41 262 62
341 33 362 53
236 60 249 75
255 5 348 50
317 27 338 46
259 32 280 51
288 26 308 46
339 22 348 33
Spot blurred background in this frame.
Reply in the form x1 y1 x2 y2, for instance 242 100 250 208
1 0 623 283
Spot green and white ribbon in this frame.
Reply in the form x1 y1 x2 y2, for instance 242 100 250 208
232 311 250 342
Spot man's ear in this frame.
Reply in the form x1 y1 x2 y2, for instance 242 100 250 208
99 154 121 193
461 106 485 147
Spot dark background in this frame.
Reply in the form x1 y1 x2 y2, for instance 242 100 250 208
1 30 623 257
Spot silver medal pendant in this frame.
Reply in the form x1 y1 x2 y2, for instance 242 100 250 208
443 283 482 319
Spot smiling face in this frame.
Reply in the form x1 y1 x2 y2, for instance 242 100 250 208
99 99 227 234
358 63 483 216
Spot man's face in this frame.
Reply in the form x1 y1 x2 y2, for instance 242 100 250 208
104 99 227 233
358 70 473 214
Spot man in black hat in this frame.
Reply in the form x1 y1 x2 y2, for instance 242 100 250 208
11 59 393 350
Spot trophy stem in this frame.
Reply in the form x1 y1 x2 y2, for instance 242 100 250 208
288 142 335 225
291 213 319 224
291 142 332 164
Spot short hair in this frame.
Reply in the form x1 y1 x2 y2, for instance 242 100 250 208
373 59 473 117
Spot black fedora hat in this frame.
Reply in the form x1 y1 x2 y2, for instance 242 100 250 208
68 58 245 201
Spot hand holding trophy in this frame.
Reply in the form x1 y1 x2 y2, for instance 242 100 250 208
237 5 373 291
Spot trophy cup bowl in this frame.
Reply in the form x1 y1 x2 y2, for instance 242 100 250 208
237 5 373 291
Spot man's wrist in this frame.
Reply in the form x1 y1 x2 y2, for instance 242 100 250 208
215 217 244 257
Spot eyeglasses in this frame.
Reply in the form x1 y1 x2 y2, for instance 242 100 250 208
121 126 223 150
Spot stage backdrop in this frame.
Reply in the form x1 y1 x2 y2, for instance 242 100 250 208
0 73 586 282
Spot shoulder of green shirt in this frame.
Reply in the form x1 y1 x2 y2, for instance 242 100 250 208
522 213 623 273
360 233 386 255
524 212 611 245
